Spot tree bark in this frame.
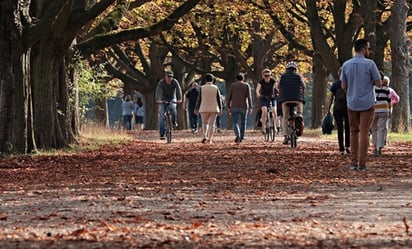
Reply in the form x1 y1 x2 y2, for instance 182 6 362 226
390 0 410 132
311 53 328 128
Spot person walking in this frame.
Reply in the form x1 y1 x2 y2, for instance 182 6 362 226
371 76 391 156
122 94 134 131
155 71 183 140
194 73 222 143
134 97 145 130
341 38 382 171
255 68 278 135
226 73 253 143
327 68 350 155
184 81 199 133
278 61 306 145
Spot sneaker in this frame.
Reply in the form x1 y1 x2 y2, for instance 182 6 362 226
373 148 379 156
282 136 289 145
378 148 382 156
235 136 241 143
345 148 351 154
160 136 166 140
173 121 178 128
201 138 207 143
340 151 345 155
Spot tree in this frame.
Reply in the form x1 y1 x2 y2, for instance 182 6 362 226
390 0 410 132
0 0 200 154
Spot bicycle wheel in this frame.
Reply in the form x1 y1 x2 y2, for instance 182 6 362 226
269 127 275 141
290 133 297 148
165 114 172 143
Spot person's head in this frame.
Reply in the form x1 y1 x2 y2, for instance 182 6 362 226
165 71 174 83
205 73 215 83
136 97 143 106
383 76 390 86
236 73 245 81
125 94 131 101
191 81 198 89
286 61 297 72
354 39 371 56
262 69 271 80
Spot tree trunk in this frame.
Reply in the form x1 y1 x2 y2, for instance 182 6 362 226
0 1 35 154
144 90 158 130
310 53 328 128
390 0 410 132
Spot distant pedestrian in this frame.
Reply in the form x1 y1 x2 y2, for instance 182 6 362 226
371 75 391 156
135 97 144 130
122 94 134 130
327 68 350 155
341 39 382 171
226 73 253 143
194 73 222 144
184 82 199 133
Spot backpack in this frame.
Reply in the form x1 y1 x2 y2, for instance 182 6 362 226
333 87 347 113
322 113 334 134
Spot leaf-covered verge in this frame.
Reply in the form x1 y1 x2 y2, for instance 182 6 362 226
0 130 410 248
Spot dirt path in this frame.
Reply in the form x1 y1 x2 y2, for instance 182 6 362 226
0 130 411 248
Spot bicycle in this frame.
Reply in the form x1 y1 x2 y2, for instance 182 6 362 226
162 101 177 144
263 97 276 142
286 103 299 148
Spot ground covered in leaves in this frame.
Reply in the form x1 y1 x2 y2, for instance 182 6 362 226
0 130 411 248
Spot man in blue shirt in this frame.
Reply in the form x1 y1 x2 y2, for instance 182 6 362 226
341 39 382 171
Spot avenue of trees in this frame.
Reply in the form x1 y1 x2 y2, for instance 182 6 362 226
0 0 411 154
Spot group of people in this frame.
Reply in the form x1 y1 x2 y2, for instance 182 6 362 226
155 62 306 144
121 95 144 131
328 38 400 171
154 38 397 171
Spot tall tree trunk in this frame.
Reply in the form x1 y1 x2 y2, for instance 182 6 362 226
144 90 158 130
390 0 410 132
311 53 328 128
0 1 35 154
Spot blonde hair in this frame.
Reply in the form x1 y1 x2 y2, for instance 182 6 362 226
383 76 390 86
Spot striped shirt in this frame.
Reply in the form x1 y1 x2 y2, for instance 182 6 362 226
374 86 391 113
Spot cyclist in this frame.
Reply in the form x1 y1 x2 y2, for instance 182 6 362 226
255 68 278 135
155 71 182 140
278 61 306 144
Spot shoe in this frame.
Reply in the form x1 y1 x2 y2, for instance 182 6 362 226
217 128 221 133
340 151 345 155
160 136 165 140
282 136 289 145
345 148 351 154
378 148 382 156
173 121 178 128
358 165 367 171
201 138 207 143
235 136 241 143
207 140 212 144
348 163 358 170
373 148 379 156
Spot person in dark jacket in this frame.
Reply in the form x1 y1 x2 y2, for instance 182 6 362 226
278 61 305 144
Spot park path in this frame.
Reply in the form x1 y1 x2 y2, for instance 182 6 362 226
0 130 411 248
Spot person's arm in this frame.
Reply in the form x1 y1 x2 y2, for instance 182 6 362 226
155 81 162 103
216 89 222 114
255 83 261 99
390 88 400 104
194 88 202 114
175 80 183 103
247 84 253 114
327 92 333 114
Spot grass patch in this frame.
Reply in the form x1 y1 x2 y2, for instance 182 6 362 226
36 123 132 156
310 128 412 142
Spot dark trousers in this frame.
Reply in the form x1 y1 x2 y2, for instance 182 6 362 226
188 106 198 130
333 110 350 152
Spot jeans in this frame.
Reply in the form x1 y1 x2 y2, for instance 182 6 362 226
333 110 350 152
231 108 247 140
188 106 198 130
123 115 133 130
348 107 375 167
159 102 177 136
372 112 389 149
